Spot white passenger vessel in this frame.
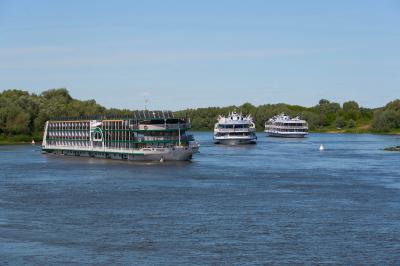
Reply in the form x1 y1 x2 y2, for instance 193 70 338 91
264 113 308 138
213 111 257 145
42 111 199 161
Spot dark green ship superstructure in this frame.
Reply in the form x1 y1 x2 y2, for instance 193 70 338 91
42 111 199 161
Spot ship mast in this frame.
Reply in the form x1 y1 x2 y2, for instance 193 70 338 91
178 121 181 147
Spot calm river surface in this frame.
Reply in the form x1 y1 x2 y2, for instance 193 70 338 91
1 133 400 265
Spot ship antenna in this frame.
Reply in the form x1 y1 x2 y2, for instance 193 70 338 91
144 96 149 111
178 121 181 147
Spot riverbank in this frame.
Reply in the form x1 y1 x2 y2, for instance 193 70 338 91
0 135 41 145
310 123 400 135
311 129 400 135
183 125 400 134
1 129 399 146
384 146 400 151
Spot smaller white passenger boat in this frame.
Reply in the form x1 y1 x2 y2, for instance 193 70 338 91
265 113 308 138
213 111 257 145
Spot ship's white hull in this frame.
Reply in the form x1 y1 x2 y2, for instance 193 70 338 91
42 145 198 161
264 114 309 138
265 131 308 138
213 136 257 145
213 111 257 145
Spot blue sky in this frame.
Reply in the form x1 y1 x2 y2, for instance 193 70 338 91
0 0 399 110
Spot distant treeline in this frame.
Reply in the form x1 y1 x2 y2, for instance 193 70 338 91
0 89 133 142
0 88 399 142
176 100 400 133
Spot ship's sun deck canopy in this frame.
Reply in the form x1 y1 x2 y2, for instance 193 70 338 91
140 118 186 125
49 110 184 123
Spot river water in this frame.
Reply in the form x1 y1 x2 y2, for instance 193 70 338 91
1 133 400 264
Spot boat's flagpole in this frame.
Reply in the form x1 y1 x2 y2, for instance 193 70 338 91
178 121 181 147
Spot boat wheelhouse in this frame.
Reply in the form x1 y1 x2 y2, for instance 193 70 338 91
213 111 257 145
264 113 308 138
42 110 199 161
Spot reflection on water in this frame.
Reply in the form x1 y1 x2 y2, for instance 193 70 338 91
0 133 400 264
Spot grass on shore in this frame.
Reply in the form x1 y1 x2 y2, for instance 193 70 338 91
0 134 42 145
310 122 400 135
1 126 399 145
384 146 400 151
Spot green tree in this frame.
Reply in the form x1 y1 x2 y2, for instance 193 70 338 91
41 88 72 102
312 99 340 126
348 119 356 128
343 101 360 120
372 109 400 131
335 117 345 128
240 102 255 115
319 99 330 105
371 99 400 132
0 87 399 138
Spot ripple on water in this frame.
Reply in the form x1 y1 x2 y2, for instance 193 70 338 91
0 133 400 264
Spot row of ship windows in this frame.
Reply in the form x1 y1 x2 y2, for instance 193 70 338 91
47 124 133 130
48 123 90 128
218 124 250 129
47 135 190 141
48 132 184 138
46 136 190 142
266 123 307 127
215 132 254 136
46 141 181 149
268 129 308 132
48 133 90 137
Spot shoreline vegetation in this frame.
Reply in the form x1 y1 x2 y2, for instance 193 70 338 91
2 130 400 146
1 88 400 145
384 146 400 152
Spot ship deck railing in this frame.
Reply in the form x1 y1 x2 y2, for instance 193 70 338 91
265 125 308 129
49 110 176 122
43 144 186 154
46 124 191 132
214 128 256 133
43 145 144 154
265 130 308 134
137 124 190 131
214 135 256 139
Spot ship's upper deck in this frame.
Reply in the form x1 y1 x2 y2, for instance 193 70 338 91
216 112 254 125
49 110 186 123
266 113 307 125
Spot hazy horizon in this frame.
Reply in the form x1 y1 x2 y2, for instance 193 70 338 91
1 0 399 110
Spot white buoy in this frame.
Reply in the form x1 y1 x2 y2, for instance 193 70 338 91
31 139 35 145
319 144 324 151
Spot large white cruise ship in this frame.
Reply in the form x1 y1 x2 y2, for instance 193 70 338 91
265 113 308 138
213 111 257 145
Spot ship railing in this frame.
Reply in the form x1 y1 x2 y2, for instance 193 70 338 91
214 135 256 139
214 128 255 133
138 123 190 131
265 125 308 129
266 130 308 134
44 144 139 153
265 129 309 133
141 137 166 141
140 135 191 142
